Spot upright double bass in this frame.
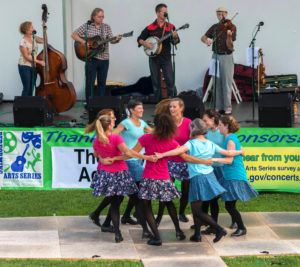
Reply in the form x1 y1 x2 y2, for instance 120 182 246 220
35 4 76 113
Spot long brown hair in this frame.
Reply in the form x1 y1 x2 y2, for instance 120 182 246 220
153 113 177 140
95 115 111 144
155 99 171 115
85 109 114 134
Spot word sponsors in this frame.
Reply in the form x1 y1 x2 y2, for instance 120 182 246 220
243 147 300 192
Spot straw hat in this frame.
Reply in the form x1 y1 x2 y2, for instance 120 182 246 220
216 7 228 12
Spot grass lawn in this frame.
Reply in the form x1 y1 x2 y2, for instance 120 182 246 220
0 259 143 267
0 190 299 217
222 255 300 267
0 256 300 267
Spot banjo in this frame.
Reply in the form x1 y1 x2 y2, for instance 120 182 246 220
144 23 189 57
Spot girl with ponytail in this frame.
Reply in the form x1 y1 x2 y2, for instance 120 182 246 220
89 114 156 243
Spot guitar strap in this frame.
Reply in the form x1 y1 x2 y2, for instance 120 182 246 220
161 22 166 38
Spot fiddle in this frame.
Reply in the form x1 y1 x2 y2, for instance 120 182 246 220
220 18 235 34
211 12 238 43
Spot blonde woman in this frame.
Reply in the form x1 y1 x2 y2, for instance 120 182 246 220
18 21 44 96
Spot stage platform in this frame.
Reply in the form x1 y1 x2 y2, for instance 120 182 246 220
0 100 299 128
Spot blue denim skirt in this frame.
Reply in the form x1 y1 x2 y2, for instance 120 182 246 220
126 159 144 182
218 176 259 202
188 171 226 202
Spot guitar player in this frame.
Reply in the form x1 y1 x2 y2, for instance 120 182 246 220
137 3 179 100
71 8 122 109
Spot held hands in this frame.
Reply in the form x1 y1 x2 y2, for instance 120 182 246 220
154 152 164 159
206 158 214 165
101 157 115 165
146 155 158 162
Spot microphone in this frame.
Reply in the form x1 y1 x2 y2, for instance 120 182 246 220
164 12 168 18
32 30 37 35
258 21 264 26
87 20 92 25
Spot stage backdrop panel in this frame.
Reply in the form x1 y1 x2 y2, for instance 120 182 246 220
0 127 299 193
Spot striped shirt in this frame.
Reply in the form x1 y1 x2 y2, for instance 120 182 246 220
75 22 113 60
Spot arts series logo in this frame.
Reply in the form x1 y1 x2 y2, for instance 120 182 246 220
0 131 43 187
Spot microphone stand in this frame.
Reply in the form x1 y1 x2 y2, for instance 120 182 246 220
211 19 222 109
247 23 262 122
31 31 36 96
166 13 176 97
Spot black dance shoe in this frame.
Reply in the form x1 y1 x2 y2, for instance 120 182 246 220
176 230 186 240
229 222 238 229
190 234 202 242
201 227 216 235
147 238 162 246
179 214 189 222
121 216 138 225
213 228 227 243
142 230 153 239
89 212 101 228
101 224 115 233
231 228 247 237
115 232 123 243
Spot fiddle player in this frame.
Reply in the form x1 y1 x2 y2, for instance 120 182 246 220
137 3 179 100
18 21 45 96
71 8 122 110
201 7 236 115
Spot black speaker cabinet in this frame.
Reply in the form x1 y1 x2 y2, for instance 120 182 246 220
178 95 205 120
88 96 127 125
258 93 293 127
13 96 53 127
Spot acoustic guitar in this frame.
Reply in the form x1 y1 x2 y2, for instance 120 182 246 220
74 31 133 61
144 23 189 57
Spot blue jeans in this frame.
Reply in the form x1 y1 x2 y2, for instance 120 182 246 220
149 57 175 99
18 64 33 96
86 58 109 104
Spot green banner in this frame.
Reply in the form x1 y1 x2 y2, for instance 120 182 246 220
0 127 299 192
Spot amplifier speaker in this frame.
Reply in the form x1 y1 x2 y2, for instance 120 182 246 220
177 95 205 120
88 96 127 125
258 93 293 127
13 96 53 127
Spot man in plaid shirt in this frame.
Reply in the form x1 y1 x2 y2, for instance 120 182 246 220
72 8 122 108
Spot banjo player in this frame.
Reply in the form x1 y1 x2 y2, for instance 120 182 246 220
137 3 179 100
